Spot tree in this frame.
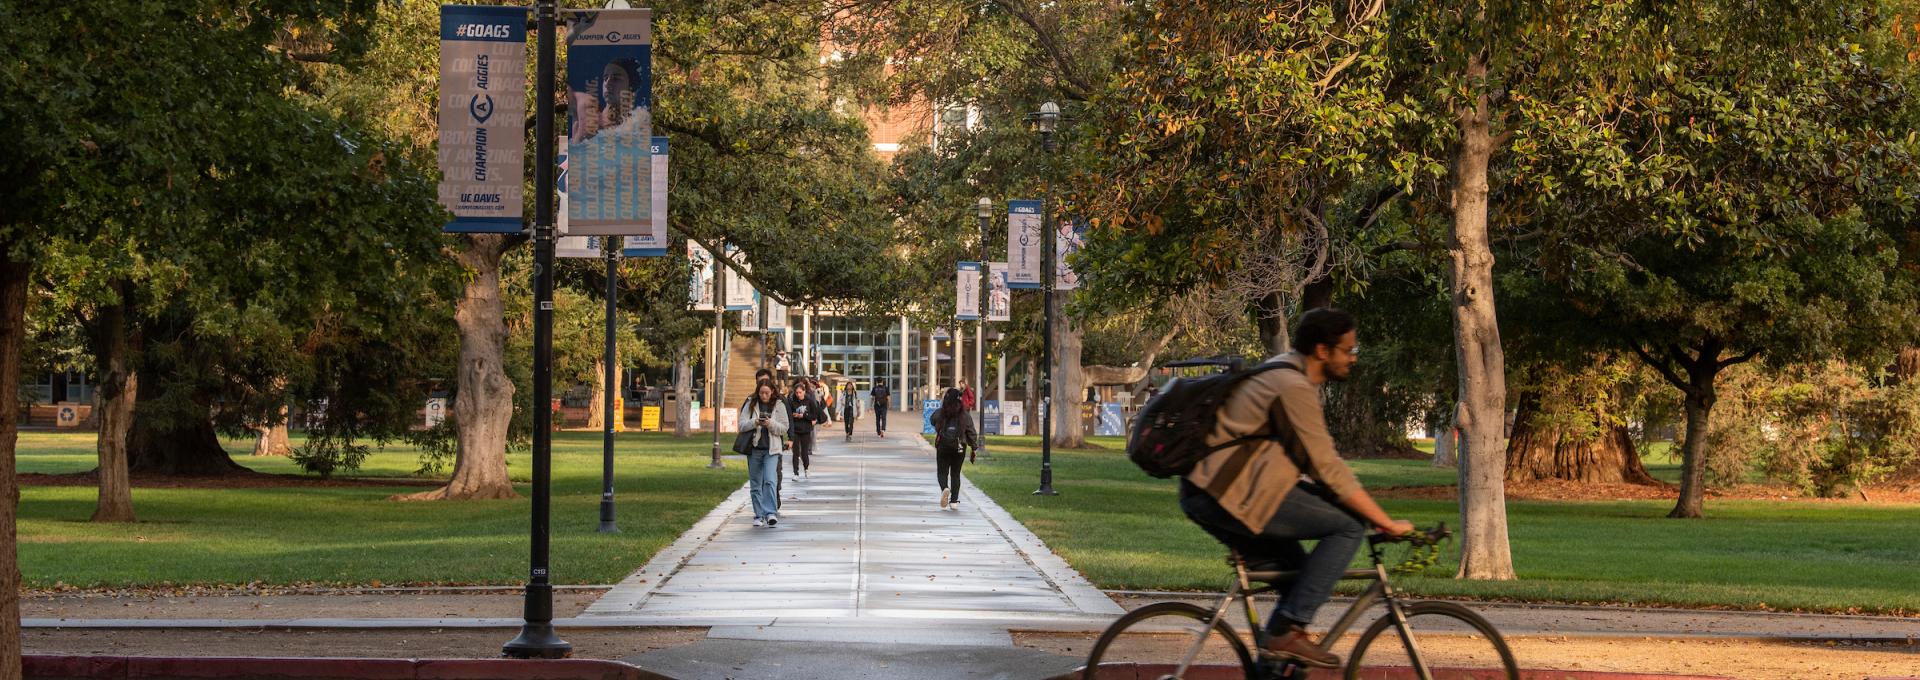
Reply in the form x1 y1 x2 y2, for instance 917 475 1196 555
1513 1 1920 517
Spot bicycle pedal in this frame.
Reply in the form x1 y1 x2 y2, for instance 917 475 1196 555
1254 656 1315 679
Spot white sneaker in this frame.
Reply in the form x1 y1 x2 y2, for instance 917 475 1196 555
753 518 766 527
939 488 950 510
766 514 779 527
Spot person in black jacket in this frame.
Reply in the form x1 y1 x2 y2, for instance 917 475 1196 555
841 382 859 442
785 381 828 478
869 381 892 437
929 388 980 510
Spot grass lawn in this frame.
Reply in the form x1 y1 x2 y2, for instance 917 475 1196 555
963 435 1920 615
14 430 745 588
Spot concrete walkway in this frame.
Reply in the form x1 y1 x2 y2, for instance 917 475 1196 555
579 415 1123 646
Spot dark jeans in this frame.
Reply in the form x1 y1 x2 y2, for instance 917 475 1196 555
874 403 888 433
1179 479 1366 636
936 446 965 502
844 410 856 436
791 430 815 473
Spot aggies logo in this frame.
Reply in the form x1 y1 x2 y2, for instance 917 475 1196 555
454 23 513 38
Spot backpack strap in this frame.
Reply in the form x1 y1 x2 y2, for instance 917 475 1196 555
1200 361 1309 498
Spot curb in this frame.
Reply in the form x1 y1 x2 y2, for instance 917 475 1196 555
23 655 676 680
1056 665 1738 680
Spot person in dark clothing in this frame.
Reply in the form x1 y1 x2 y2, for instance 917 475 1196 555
869 381 892 437
785 382 828 478
929 388 980 511
841 383 859 442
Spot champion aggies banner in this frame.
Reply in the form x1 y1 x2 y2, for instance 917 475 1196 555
438 5 528 233
956 261 982 320
1056 218 1088 290
556 135 607 258
723 245 756 311
687 242 715 310
565 9 654 238
1006 200 1043 289
622 136 670 257
986 262 1011 322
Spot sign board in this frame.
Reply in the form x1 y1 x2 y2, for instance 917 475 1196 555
612 395 626 432
688 400 701 429
766 296 788 332
622 136 671 256
982 400 1002 435
438 5 529 233
55 404 79 428
688 242 715 310
720 406 739 434
425 398 448 428
921 399 941 435
564 9 655 238
986 262 1011 321
557 234 611 259
723 245 755 310
1001 400 1026 436
1097 403 1126 436
1006 200 1043 288
956 261 981 320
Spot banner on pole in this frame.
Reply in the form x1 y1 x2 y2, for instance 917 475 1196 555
1006 200 1043 289
437 5 528 233
556 135 601 257
956 261 982 320
688 241 715 310
987 262 1011 321
723 246 755 310
557 235 611 259
1056 218 1088 290
1001 400 1026 436
739 292 762 331
564 9 654 237
623 136 670 256
766 296 788 332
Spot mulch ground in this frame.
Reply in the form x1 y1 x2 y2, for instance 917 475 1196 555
19 470 443 489
1373 479 1920 504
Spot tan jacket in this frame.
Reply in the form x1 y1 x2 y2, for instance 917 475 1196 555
1184 353 1364 532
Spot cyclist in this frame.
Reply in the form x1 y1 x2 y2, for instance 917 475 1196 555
1180 307 1413 669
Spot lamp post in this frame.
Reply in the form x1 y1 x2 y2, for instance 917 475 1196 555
975 197 992 460
1030 101 1060 497
599 242 619 533
503 0 572 659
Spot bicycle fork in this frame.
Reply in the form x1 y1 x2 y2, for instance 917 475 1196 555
1377 563 1435 680
1173 569 1253 677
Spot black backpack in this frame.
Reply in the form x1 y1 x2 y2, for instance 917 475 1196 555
1126 361 1301 478
935 414 965 450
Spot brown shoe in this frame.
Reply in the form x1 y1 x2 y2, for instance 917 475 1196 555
1262 626 1340 668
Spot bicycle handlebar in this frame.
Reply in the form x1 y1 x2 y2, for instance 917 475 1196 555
1369 521 1449 548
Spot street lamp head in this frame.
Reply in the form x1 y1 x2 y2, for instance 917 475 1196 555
1036 101 1060 134
977 197 993 219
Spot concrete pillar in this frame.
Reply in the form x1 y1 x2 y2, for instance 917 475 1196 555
898 316 910 412
929 331 939 401
800 310 812 377
953 324 965 392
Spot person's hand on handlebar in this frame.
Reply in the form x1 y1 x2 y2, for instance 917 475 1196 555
1378 519 1414 536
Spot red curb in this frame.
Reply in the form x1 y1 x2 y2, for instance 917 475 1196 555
1061 664 1738 680
25 656 676 680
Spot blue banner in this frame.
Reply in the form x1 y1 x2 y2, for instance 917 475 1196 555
438 5 528 233
982 400 1002 435
921 399 941 435
565 9 654 238
1006 200 1043 289
623 136 670 256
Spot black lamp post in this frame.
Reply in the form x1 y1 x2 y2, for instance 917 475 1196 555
599 241 619 533
1030 101 1060 497
975 197 992 460
503 0 572 659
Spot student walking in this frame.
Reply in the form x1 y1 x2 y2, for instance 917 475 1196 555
870 381 892 437
786 382 828 478
842 383 860 441
929 388 980 510
740 382 790 527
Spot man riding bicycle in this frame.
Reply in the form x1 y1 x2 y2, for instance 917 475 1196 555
1181 308 1412 668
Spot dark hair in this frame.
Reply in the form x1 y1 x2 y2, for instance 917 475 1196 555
939 388 964 418
755 381 778 404
1291 308 1356 356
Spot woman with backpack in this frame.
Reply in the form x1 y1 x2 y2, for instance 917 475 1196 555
841 382 860 441
929 388 980 510
739 382 791 527
786 381 828 479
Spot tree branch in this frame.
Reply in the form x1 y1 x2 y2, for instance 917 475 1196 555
1630 341 1688 391
1717 347 1763 369
986 0 1094 100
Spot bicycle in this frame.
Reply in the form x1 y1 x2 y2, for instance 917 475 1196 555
1081 523 1518 680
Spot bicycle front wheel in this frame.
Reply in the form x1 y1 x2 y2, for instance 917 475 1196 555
1345 601 1518 680
1082 601 1257 680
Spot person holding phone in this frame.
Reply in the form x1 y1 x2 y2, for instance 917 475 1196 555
740 382 791 527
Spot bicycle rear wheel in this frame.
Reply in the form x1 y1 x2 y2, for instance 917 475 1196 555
1344 601 1518 680
1082 601 1257 680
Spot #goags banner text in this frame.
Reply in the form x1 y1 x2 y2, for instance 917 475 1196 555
1006 200 1043 289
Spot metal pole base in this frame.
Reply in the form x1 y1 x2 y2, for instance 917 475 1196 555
502 622 572 659
597 498 619 533
1034 465 1058 496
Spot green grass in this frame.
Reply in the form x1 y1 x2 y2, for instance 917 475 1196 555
14 430 744 588
963 435 1920 615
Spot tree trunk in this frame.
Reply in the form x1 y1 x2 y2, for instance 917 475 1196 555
587 356 607 431
1 253 32 680
1503 391 1659 485
1024 354 1040 430
1433 422 1458 468
1052 302 1086 448
1448 52 1515 580
394 235 518 501
127 407 241 475
1669 360 1720 519
673 343 693 437
1255 292 1288 357
1895 347 1920 383
90 293 139 521
251 411 290 457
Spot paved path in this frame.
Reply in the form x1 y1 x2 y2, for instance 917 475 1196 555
579 415 1123 646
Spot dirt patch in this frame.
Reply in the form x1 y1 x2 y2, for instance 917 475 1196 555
1015 631 1919 680
1373 479 1920 505
23 627 706 661
19 470 444 490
